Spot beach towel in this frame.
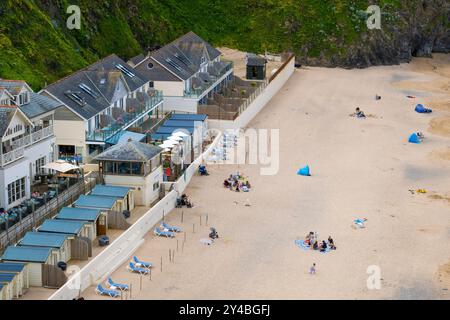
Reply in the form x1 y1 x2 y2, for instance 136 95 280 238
408 133 421 144
294 239 310 251
354 218 367 228
297 165 311 176
415 104 432 113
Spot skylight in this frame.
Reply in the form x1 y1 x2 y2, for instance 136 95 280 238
65 91 85 106
165 58 182 72
79 83 99 99
116 64 136 78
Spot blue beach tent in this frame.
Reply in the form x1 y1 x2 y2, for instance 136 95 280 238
297 165 311 176
408 133 421 144
415 104 432 113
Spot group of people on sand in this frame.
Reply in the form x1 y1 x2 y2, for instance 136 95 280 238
176 194 194 208
305 232 336 252
223 172 251 192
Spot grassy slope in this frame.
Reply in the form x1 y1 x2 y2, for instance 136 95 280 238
0 0 406 90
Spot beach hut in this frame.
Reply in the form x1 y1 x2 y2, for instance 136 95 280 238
0 274 16 299
38 219 92 241
0 262 29 293
56 207 107 237
19 232 72 263
74 194 121 213
0 283 6 300
246 53 267 80
90 185 134 212
93 141 164 206
1 246 57 287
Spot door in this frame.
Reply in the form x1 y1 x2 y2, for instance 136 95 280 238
97 214 107 236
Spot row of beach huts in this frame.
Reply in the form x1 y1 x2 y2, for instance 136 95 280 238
0 184 135 299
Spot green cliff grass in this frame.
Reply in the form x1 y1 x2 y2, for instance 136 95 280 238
0 0 406 90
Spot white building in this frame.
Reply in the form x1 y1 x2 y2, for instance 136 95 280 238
93 141 163 206
130 32 234 113
40 54 164 163
0 79 60 210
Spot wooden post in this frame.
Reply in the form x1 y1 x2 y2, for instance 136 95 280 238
200 215 202 226
192 223 195 233
149 268 152 281
181 210 184 223
206 214 209 226
162 210 165 222
184 232 186 242
140 275 143 291
160 256 163 272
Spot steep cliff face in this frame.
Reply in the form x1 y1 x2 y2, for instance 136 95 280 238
0 0 448 89
297 0 450 68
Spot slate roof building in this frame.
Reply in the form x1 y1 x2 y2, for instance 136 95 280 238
131 32 234 113
93 141 163 206
40 54 164 163
0 79 62 209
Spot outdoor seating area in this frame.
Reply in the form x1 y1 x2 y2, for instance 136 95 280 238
0 160 82 232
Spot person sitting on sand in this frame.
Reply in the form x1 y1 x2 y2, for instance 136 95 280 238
328 236 336 250
320 240 328 252
355 107 366 118
312 240 319 250
417 132 424 141
223 180 231 188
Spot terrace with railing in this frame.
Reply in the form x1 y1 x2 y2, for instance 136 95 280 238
0 125 54 166
86 90 163 143
183 61 234 98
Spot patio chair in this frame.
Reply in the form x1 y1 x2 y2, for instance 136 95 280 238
133 256 152 269
107 277 129 291
127 262 149 275
160 221 182 233
95 284 120 298
154 227 175 238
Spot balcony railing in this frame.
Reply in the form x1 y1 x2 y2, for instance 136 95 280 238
1 125 54 166
183 61 233 98
86 90 163 143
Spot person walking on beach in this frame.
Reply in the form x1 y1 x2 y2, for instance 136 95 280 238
309 263 316 275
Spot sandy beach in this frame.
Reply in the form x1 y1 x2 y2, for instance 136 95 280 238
83 54 450 300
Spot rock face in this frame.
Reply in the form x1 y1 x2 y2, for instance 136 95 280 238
297 0 450 68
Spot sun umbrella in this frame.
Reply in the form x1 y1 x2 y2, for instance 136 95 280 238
42 160 79 173
167 135 183 141
172 131 189 137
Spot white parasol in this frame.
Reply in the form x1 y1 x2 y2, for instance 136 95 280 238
42 160 79 173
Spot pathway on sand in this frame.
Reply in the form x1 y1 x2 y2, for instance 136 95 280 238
84 58 450 300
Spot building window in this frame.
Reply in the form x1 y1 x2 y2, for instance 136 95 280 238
7 177 26 205
147 62 154 69
35 157 46 175
149 81 154 88
153 181 159 191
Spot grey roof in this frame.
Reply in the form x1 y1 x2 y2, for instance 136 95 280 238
129 54 146 66
247 53 267 67
148 32 222 81
133 57 182 82
0 79 27 95
0 106 16 137
94 140 162 162
19 92 63 119
43 54 149 120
